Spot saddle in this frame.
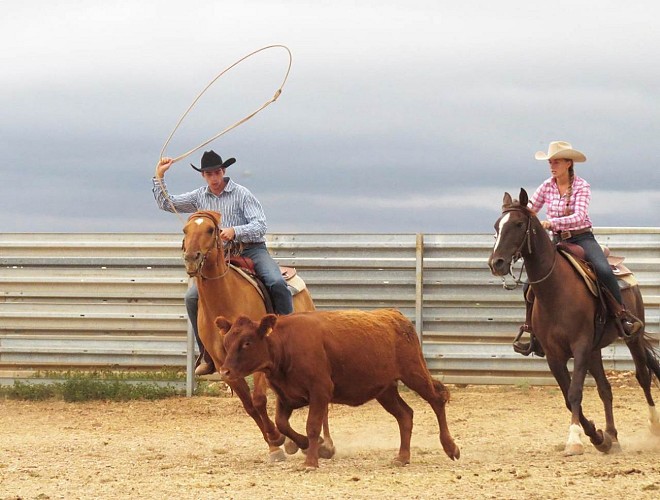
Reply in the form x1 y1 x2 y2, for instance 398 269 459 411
229 256 308 314
556 242 637 297
554 242 638 348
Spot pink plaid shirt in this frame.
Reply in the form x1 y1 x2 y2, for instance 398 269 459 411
528 175 593 232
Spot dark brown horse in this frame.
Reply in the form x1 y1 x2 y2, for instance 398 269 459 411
488 189 660 455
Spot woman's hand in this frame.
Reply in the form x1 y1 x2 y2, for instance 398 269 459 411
540 220 552 231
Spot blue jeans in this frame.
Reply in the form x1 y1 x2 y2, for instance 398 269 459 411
185 243 293 352
561 232 623 304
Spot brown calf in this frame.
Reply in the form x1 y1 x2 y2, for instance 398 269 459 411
216 309 460 468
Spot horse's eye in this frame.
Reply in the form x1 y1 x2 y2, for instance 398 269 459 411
207 227 214 235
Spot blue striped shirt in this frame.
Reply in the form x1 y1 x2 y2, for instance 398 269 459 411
152 177 267 243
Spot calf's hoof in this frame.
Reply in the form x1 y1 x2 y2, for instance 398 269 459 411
442 439 461 460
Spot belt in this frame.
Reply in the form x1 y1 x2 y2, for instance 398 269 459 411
241 242 266 249
554 227 592 240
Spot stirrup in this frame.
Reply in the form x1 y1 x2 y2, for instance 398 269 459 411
513 326 534 356
618 317 643 339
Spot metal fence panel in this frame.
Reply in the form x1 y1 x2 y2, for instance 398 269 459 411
1 228 658 386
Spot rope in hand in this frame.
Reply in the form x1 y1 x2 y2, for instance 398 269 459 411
154 44 293 220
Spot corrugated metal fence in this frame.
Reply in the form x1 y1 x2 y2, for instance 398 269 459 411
1 229 658 387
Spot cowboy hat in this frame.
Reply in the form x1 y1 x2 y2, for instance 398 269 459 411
534 141 586 162
191 150 236 172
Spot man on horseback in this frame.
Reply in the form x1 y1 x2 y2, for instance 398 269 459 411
513 141 643 356
153 150 293 375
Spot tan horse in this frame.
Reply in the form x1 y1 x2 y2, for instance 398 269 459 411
181 210 320 462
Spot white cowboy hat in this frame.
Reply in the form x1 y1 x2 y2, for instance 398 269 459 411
534 141 587 162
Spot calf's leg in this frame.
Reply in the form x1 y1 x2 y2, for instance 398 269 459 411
402 370 460 460
274 399 309 454
376 383 414 465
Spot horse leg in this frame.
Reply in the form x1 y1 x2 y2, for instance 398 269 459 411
587 351 618 453
251 373 285 447
624 334 660 435
375 383 415 466
227 377 286 462
546 355 587 455
566 349 609 455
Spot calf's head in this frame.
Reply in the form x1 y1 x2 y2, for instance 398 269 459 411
216 314 279 379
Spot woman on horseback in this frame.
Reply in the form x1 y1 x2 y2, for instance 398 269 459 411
514 141 643 356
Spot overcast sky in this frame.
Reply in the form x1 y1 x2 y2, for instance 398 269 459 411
1 0 658 235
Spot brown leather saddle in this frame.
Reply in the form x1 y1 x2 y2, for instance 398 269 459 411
556 242 634 291
229 256 300 313
555 242 637 347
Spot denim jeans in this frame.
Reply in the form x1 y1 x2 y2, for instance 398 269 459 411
562 232 623 304
184 242 293 352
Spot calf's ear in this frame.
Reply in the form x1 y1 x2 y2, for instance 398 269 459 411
215 316 232 333
257 314 278 338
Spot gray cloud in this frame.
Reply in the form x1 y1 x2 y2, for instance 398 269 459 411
1 1 658 234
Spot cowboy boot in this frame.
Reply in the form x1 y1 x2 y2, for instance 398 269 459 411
601 287 644 339
615 310 644 339
194 348 216 376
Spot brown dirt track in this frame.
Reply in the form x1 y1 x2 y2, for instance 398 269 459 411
2 376 660 500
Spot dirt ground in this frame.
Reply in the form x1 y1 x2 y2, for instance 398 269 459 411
2 375 660 500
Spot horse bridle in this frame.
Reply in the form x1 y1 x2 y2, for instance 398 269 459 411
497 206 557 290
181 213 232 280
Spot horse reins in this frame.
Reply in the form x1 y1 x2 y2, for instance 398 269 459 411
498 207 557 290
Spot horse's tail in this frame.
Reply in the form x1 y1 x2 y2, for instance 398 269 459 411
645 339 660 383
640 332 660 383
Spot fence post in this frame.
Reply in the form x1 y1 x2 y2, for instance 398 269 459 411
415 233 424 346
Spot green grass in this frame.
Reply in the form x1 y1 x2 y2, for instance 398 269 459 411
0 369 258 401
0 369 185 402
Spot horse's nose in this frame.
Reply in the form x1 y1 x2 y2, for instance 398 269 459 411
184 251 202 263
488 256 507 276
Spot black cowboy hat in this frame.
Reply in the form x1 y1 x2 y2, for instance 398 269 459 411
191 150 236 172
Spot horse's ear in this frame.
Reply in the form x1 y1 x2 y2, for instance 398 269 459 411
502 192 513 208
215 316 232 334
519 188 529 207
257 314 278 338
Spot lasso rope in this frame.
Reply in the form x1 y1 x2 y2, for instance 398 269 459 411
155 44 293 219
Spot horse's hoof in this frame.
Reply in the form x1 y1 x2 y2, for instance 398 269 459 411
318 444 336 459
649 421 660 436
268 449 287 463
592 430 613 453
392 456 410 467
563 443 584 456
609 440 623 454
284 438 299 455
